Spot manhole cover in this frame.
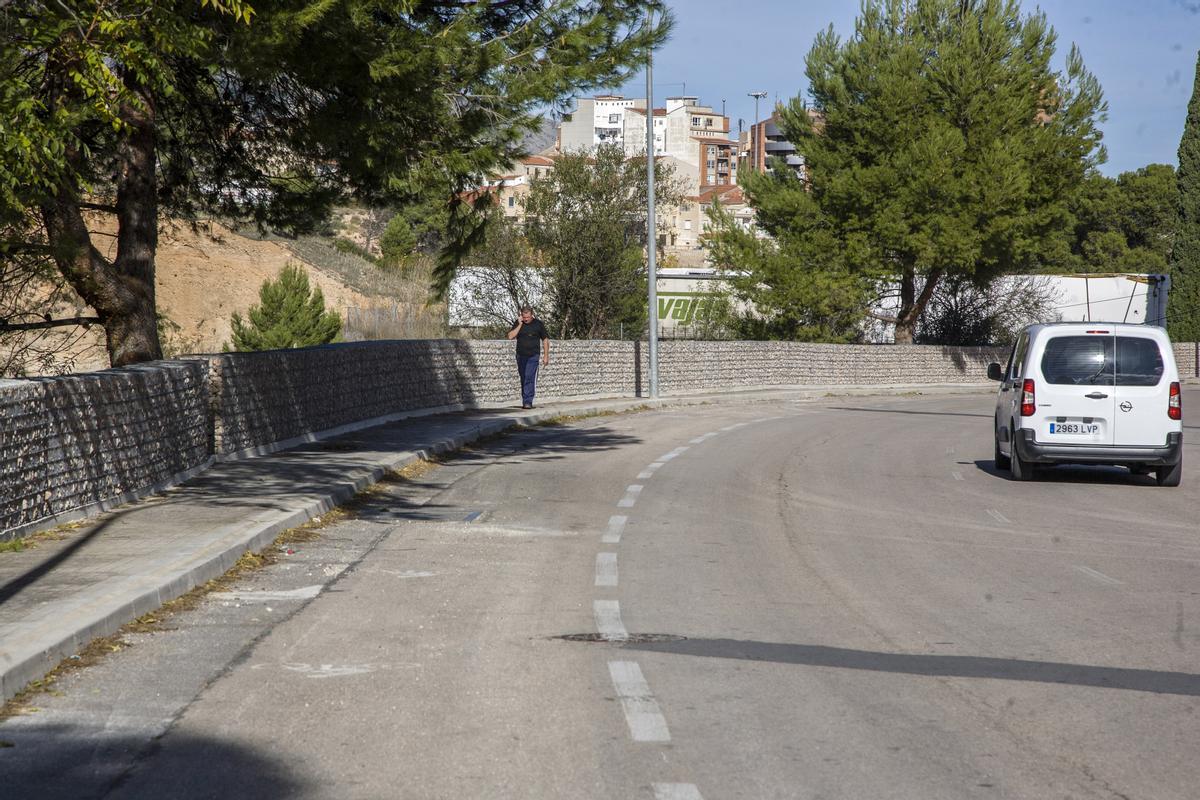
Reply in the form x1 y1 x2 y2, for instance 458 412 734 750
556 633 687 644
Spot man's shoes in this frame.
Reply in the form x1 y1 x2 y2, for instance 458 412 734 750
522 404 531 409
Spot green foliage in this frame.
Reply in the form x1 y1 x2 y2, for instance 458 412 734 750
705 200 869 342
379 215 417 265
524 144 684 338
332 238 378 263
1 0 672 366
1066 165 1177 274
229 264 342 351
722 0 1107 343
1169 52 1200 341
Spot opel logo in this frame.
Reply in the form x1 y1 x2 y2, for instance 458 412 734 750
1120 401 1133 412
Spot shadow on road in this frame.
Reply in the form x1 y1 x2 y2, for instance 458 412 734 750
624 638 1200 696
971 459 1160 485
0 725 304 800
827 406 991 420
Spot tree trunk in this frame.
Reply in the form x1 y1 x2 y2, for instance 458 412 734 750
893 266 943 345
41 82 163 368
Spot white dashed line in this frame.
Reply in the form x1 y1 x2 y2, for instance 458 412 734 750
986 509 1011 525
653 784 704 800
608 661 671 742
689 436 707 444
659 447 689 461
637 470 655 479
618 484 644 508
951 470 964 481
1074 565 1123 586
595 552 619 587
603 515 627 544
594 600 628 641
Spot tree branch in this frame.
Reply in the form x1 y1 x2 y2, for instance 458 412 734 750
0 315 103 332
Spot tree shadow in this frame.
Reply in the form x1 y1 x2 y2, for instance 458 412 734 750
0 512 124 608
624 638 1200 696
0 725 304 799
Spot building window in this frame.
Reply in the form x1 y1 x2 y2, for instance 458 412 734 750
704 118 712 127
684 220 692 230
692 116 701 126
508 196 514 208
608 114 620 124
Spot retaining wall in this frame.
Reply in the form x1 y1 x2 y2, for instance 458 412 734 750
0 362 211 536
3 338 1196 538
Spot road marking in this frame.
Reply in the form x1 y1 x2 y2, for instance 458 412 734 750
659 447 689 461
1074 565 1123 586
594 600 628 641
211 585 323 603
618 484 644 508
986 509 1011 525
595 552 619 586
608 661 671 742
603 515 628 544
951 470 964 481
637 469 655 479
654 784 704 800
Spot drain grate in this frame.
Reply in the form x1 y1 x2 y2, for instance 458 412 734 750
556 633 687 644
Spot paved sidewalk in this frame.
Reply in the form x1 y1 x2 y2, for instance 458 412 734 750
0 385 989 702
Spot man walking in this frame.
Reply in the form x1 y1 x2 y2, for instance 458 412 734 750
507 305 550 409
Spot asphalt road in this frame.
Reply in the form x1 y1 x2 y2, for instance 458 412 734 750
3 389 1199 799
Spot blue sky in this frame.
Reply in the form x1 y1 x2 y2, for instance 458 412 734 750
610 0 1200 176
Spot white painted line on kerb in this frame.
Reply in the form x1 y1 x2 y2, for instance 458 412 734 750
618 484 644 508
987 509 1011 525
594 600 628 641
608 661 671 742
1074 565 1123 586
603 515 627 544
951 470 964 481
654 784 704 800
595 552 619 587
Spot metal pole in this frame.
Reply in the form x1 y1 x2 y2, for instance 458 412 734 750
749 91 767 170
646 11 659 398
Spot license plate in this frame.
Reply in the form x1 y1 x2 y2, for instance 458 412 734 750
1049 422 1098 435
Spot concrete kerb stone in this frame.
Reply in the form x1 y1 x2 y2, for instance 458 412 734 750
0 385 988 703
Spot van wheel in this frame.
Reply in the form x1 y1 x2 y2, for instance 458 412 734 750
1010 438 1035 481
994 433 1010 471
1156 458 1182 487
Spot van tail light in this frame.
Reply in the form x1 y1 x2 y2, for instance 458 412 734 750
1168 381 1182 420
1021 379 1036 417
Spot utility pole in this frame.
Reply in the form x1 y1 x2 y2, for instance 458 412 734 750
748 90 767 171
646 12 659 398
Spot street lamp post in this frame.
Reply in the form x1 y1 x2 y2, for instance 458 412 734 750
646 13 658 398
748 90 767 171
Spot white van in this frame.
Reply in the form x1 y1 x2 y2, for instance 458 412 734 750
987 323 1183 485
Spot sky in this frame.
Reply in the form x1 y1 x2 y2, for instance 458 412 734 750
609 0 1200 176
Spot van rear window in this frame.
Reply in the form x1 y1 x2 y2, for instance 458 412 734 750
1040 336 1164 386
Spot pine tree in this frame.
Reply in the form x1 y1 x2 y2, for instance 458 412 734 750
1169 51 1200 342
718 0 1106 344
229 265 342 352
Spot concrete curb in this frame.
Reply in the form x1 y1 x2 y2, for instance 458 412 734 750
0 385 988 702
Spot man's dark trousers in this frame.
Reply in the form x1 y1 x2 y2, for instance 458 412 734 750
517 355 540 407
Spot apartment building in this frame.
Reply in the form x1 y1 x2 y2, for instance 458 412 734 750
741 110 813 178
557 95 647 152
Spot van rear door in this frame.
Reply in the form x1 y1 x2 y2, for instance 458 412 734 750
1112 334 1168 447
1034 331 1116 447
